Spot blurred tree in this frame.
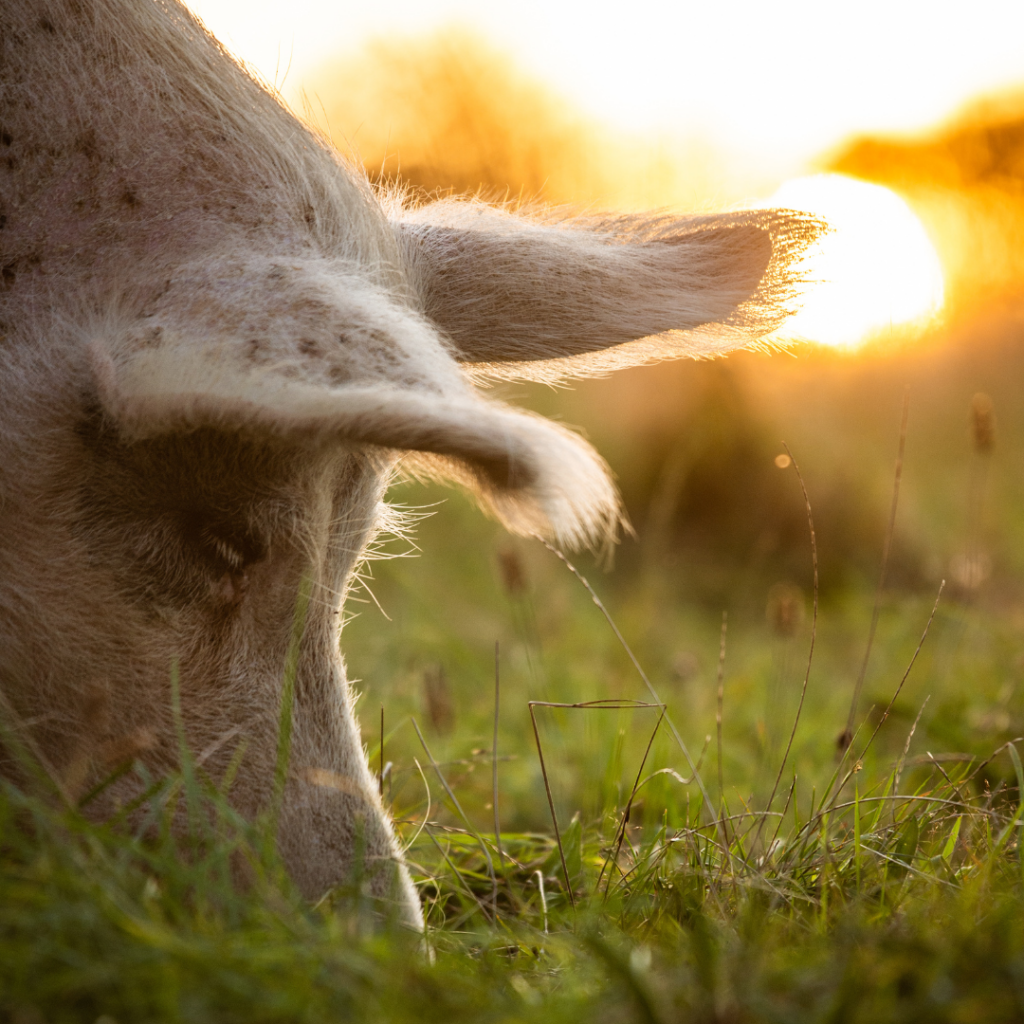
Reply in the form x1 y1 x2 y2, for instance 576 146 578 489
301 28 611 202
299 28 744 210
831 91 1024 315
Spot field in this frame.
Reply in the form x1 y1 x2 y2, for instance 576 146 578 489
5 308 1024 1022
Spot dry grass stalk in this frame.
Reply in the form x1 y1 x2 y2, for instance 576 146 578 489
716 612 728 806
809 580 945 840
538 539 724 851
412 718 496 922
528 698 663 906
598 704 666 896
492 641 505 872
840 387 910 753
754 444 818 851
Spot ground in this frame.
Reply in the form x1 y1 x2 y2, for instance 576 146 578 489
5 318 1024 1022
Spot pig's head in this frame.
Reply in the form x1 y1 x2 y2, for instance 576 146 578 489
0 247 621 928
0 0 822 929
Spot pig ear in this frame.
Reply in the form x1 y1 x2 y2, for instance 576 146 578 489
396 204 824 381
87 326 622 551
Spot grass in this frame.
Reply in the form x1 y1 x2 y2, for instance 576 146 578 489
6 333 1024 1021
5 666 1024 1023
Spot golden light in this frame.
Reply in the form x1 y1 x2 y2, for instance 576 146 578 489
767 174 945 349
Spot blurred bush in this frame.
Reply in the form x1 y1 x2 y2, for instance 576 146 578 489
302 27 602 200
299 28 750 210
527 357 901 602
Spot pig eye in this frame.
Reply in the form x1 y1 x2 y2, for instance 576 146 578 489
180 513 266 574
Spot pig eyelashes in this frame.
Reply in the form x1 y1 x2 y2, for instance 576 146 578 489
205 532 247 571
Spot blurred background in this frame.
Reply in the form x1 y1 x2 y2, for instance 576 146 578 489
186 0 1024 831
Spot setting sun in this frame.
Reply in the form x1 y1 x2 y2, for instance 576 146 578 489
767 174 945 349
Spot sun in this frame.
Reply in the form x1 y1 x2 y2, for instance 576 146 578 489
766 174 944 350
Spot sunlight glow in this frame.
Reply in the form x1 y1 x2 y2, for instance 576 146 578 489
186 0 1024 177
768 175 945 349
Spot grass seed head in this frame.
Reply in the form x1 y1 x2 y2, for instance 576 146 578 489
497 548 527 596
971 392 996 453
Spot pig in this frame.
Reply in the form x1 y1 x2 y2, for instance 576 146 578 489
0 0 820 928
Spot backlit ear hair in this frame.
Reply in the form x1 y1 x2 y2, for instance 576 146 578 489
396 202 825 381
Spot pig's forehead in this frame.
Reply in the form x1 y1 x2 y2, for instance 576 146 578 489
77 247 462 411
136 256 405 328
74 410 377 521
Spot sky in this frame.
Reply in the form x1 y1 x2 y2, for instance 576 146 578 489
186 0 1024 180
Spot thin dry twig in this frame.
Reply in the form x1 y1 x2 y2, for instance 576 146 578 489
598 705 666 895
528 698 663 908
528 701 573 909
